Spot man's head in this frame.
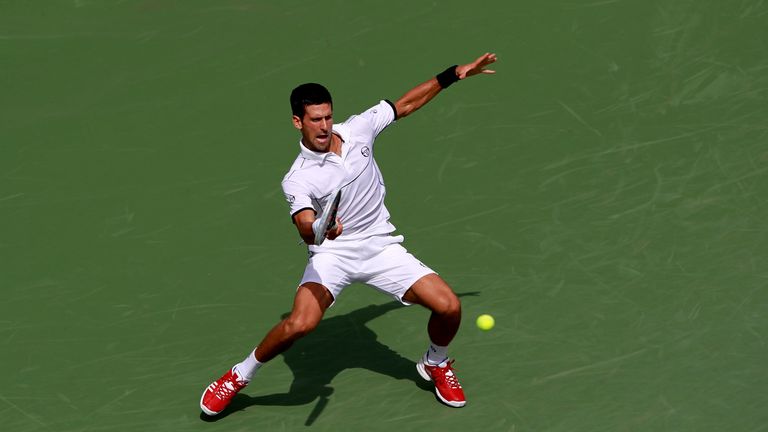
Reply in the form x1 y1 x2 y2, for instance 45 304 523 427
291 83 334 152
290 83 332 118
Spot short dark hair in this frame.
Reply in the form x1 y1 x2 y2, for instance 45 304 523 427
290 83 333 118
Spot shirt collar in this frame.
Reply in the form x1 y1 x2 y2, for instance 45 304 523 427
298 141 333 162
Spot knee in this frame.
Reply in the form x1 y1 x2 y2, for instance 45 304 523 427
433 294 461 317
282 315 320 339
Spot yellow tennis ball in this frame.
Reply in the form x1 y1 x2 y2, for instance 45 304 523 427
476 314 495 330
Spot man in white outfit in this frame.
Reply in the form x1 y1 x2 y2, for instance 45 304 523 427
201 52 497 415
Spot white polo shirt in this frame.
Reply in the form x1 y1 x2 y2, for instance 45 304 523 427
282 100 399 251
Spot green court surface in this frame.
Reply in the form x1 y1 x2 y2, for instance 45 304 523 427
2 1 767 431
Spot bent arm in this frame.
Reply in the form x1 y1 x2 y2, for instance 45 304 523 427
293 209 317 245
293 209 342 245
394 52 497 119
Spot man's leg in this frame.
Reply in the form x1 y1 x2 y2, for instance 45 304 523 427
200 282 333 416
402 273 462 348
255 282 334 362
402 273 466 408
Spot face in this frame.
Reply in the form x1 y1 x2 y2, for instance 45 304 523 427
293 103 333 152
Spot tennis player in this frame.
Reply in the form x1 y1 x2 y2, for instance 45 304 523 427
201 52 497 415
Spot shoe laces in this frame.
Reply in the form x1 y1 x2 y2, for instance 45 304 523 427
214 373 246 400
434 360 462 389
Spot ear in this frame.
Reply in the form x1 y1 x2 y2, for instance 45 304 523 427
292 115 303 130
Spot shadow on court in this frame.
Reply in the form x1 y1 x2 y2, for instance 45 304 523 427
201 292 478 425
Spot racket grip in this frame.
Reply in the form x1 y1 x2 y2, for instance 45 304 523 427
311 218 325 245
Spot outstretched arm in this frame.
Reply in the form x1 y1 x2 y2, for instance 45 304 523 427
394 52 497 119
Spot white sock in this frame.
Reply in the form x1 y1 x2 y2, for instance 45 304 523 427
425 341 448 366
233 349 263 382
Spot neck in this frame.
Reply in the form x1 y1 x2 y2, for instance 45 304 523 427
329 133 342 156
303 134 341 156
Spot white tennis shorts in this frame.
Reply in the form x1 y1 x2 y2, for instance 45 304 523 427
300 235 436 305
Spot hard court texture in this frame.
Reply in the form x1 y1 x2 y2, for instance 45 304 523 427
1 1 766 431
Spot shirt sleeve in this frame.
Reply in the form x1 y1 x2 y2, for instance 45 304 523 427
282 179 315 220
358 100 397 138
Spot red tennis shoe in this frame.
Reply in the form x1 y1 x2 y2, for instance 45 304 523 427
200 368 248 416
416 357 466 407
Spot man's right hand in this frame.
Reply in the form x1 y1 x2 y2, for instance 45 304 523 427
326 217 343 241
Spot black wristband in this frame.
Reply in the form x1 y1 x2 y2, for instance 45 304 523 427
436 65 459 89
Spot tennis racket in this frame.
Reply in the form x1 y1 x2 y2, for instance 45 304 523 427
313 188 341 246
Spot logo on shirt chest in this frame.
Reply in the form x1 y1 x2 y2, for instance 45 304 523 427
361 146 370 157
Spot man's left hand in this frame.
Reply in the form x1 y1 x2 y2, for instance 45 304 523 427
457 53 498 80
